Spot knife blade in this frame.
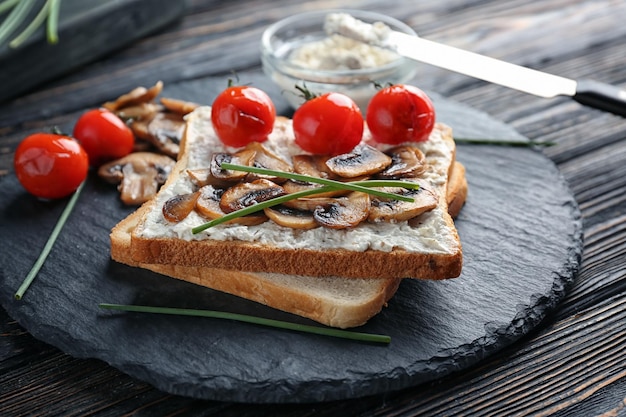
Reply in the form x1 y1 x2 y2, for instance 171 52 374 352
330 16 626 117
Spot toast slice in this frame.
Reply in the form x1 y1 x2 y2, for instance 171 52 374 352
110 160 466 328
128 107 463 280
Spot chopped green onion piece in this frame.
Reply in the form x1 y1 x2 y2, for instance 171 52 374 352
191 179 419 233
221 162 416 201
99 303 391 344
454 137 556 147
15 181 85 300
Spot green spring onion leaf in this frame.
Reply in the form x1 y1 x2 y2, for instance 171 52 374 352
454 137 556 147
99 303 391 344
192 179 420 234
15 181 85 300
221 162 417 201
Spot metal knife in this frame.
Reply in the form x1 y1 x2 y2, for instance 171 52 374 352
336 24 626 117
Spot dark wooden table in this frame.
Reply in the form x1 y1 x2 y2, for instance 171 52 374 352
2 0 625 415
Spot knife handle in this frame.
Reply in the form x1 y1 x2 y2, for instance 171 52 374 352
573 79 626 117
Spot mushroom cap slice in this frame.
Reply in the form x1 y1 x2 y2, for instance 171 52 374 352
219 179 285 214
313 192 371 229
103 81 163 111
368 183 438 223
245 142 292 183
377 146 427 179
97 152 175 205
196 185 267 226
131 112 185 158
292 154 338 179
282 180 348 199
115 102 164 121
325 144 392 178
162 191 200 223
160 97 199 115
209 148 256 186
264 205 319 230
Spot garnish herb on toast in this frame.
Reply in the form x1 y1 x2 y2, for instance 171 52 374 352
99 303 391 344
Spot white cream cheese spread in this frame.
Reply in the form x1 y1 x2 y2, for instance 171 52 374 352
137 107 459 255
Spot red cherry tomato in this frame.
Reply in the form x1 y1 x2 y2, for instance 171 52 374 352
292 92 364 155
14 133 89 199
73 108 135 166
211 85 276 147
366 85 435 144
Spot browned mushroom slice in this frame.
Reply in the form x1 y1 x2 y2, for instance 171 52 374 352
368 184 438 223
186 168 212 187
264 205 319 229
115 102 164 121
131 112 185 158
219 179 285 214
377 146 427 179
313 192 370 229
160 97 200 115
103 81 164 111
98 152 175 205
209 148 256 186
325 144 392 178
162 191 200 222
245 142 292 183
282 180 349 199
196 185 267 225
281 196 336 211
292 154 337 179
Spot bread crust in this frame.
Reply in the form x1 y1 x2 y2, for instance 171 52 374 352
130 110 463 280
111 205 401 328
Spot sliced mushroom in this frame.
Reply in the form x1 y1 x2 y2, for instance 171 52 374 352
282 180 348 199
325 144 392 178
196 185 267 225
114 102 164 122
162 191 200 222
131 112 185 158
313 192 371 229
103 81 164 111
368 183 438 223
219 179 285 214
98 152 175 205
377 146 427 179
245 142 292 184
160 97 200 115
292 154 337 179
186 168 212 187
208 148 256 186
264 205 319 229
282 196 338 211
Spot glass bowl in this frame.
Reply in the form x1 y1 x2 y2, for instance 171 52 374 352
260 10 418 113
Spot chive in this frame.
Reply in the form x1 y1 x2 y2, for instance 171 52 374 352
191 179 419 233
454 137 556 147
0 0 35 46
99 303 391 344
0 0 20 14
15 181 85 300
221 162 417 201
8 0 50 48
46 0 60 44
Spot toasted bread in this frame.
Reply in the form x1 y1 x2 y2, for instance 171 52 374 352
110 159 466 328
127 107 463 280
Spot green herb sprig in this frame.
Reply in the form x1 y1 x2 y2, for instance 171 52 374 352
454 137 556 147
99 303 391 344
192 164 420 234
15 180 84 300
0 0 62 49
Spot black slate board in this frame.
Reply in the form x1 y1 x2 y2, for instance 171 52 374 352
0 0 186 103
0 74 583 403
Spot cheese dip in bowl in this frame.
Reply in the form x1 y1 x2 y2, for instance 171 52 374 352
261 10 418 112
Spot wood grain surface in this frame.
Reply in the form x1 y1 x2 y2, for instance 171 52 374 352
1 0 626 415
